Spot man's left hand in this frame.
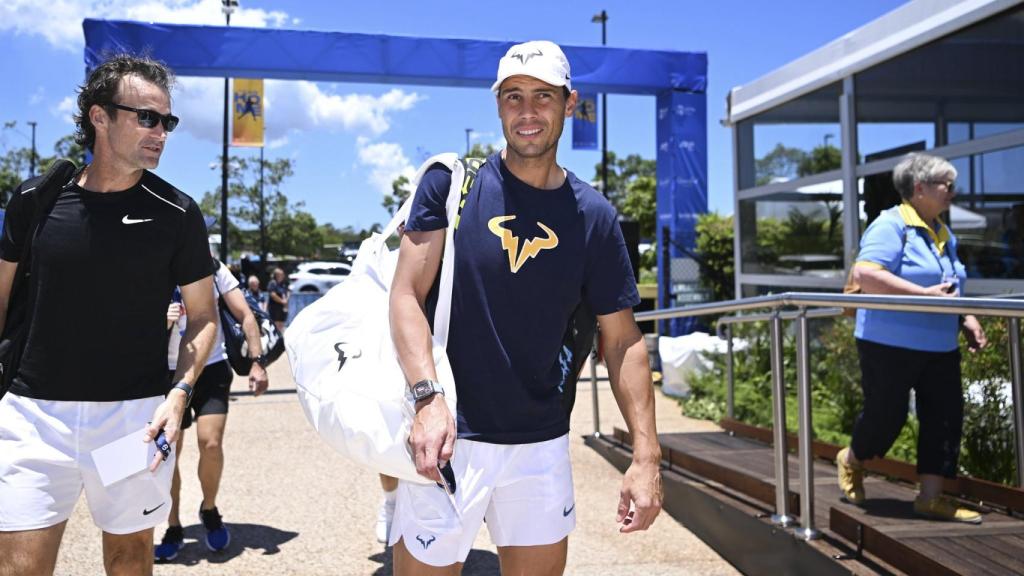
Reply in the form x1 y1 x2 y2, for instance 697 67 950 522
962 315 988 353
249 364 269 396
144 390 187 472
617 459 663 533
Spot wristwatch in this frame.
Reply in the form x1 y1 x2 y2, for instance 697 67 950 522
171 381 194 405
253 354 269 368
409 379 444 403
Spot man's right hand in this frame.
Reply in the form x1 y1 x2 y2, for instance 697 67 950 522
166 302 183 325
409 394 456 483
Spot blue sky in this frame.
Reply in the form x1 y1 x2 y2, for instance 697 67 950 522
0 0 907 234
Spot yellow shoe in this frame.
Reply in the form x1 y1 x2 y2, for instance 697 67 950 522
836 447 865 505
914 495 982 524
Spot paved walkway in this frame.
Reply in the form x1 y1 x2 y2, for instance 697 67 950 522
53 357 738 575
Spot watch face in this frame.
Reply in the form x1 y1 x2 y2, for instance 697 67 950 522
414 381 431 397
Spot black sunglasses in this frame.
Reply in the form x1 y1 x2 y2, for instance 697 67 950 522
924 179 956 194
108 103 180 132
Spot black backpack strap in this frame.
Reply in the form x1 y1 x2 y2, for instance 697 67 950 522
453 157 485 232
10 160 76 295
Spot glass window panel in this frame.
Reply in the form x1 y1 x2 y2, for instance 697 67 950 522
856 6 1024 155
857 123 932 161
948 146 1024 280
859 146 1024 280
738 181 845 278
736 83 842 190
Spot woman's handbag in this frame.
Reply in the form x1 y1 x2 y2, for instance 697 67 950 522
286 154 465 483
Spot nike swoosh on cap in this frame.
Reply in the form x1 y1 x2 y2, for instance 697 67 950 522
122 215 154 224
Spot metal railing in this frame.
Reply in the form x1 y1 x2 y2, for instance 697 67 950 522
591 292 1024 542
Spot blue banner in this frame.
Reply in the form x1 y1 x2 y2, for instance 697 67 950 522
656 90 708 336
573 93 598 150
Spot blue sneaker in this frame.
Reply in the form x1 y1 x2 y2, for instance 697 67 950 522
199 506 231 552
154 525 184 562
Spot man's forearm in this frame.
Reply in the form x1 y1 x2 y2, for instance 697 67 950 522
390 292 437 386
173 312 218 384
605 337 661 463
241 314 263 357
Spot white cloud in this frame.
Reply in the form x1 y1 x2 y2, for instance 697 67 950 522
170 78 423 144
6 0 426 169
0 0 289 52
356 138 415 197
29 87 46 106
51 96 76 125
266 136 289 150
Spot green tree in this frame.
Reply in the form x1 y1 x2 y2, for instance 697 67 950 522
755 143 806 186
592 151 656 213
619 175 656 240
797 143 842 177
0 146 32 207
200 155 324 259
382 174 411 216
694 213 736 302
382 142 500 215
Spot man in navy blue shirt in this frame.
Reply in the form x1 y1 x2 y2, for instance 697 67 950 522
389 40 662 574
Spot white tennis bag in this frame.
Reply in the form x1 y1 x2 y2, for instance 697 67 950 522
287 153 464 484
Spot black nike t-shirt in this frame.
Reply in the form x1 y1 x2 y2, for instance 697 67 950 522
0 170 213 401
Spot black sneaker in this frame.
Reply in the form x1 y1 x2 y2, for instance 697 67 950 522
154 525 184 562
199 506 231 552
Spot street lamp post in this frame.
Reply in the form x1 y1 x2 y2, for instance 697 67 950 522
27 121 37 177
465 128 473 156
220 0 238 263
592 10 608 198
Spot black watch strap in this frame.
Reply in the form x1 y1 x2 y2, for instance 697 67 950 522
172 381 194 405
254 354 269 368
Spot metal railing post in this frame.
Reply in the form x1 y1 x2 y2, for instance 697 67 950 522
1010 318 1024 487
726 324 735 420
590 331 601 438
769 310 795 527
794 308 820 540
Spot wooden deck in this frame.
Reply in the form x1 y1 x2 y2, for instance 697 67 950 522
600 423 1024 576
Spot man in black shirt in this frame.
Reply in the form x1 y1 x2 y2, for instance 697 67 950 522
0 55 217 576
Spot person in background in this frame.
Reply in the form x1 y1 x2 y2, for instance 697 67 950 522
154 260 270 562
245 275 266 311
375 474 398 544
836 152 987 524
267 267 289 334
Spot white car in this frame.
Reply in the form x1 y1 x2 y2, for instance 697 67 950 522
289 261 352 293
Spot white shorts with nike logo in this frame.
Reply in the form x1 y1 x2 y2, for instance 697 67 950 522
0 393 174 534
389 433 575 566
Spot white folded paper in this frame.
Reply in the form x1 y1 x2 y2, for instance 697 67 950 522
91 426 157 487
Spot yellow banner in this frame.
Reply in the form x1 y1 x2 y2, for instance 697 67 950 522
232 78 264 147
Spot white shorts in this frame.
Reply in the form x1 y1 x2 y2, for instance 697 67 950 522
389 434 575 567
0 393 175 534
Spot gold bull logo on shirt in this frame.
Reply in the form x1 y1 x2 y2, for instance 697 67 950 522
488 215 559 274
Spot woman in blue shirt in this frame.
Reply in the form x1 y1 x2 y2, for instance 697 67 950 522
836 153 987 523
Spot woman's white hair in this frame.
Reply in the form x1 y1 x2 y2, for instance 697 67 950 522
892 153 957 200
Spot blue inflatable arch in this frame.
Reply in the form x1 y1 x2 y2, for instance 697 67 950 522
84 19 706 333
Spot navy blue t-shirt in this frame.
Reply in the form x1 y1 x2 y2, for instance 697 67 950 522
406 152 639 444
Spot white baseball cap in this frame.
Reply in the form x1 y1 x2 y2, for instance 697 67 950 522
491 40 572 94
